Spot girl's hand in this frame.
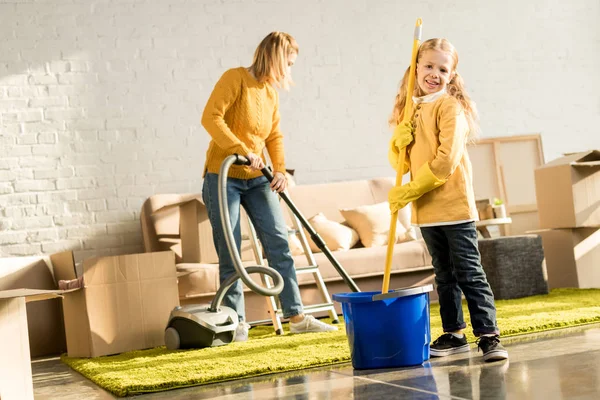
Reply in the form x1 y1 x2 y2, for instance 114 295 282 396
270 171 287 193
245 153 265 170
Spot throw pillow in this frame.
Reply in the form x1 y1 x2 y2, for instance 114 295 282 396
287 229 305 256
340 202 416 247
303 213 360 253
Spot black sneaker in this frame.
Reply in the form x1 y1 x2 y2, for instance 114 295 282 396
476 335 509 362
430 333 470 357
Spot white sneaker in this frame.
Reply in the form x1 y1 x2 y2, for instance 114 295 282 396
289 315 338 334
234 322 250 342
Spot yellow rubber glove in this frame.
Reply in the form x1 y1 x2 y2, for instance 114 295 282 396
388 122 414 171
388 162 447 214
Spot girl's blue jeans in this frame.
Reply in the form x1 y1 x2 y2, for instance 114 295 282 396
420 222 499 336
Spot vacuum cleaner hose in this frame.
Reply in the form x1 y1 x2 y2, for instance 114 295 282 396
209 154 285 312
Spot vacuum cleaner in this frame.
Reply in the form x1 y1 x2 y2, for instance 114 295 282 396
164 154 360 350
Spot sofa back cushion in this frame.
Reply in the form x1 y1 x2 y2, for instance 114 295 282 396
285 179 375 223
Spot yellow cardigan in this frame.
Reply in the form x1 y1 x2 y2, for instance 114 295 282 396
405 94 479 225
201 67 285 179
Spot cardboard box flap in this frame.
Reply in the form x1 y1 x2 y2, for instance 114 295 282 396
0 256 52 283
151 194 203 216
50 251 78 282
149 194 203 238
0 288 64 302
540 150 600 168
571 150 600 167
83 251 176 286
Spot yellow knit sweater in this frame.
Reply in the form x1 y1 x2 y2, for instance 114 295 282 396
406 93 479 225
201 67 285 179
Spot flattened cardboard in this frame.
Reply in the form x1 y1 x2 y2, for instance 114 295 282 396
152 196 258 264
535 150 600 229
538 228 600 289
53 251 179 358
180 198 218 263
0 256 66 357
0 289 65 400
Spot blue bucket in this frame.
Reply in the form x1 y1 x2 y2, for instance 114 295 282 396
332 285 433 369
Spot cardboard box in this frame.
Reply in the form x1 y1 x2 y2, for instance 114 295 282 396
153 197 259 264
51 251 179 358
0 256 66 357
0 289 64 400
535 150 600 229
537 228 600 289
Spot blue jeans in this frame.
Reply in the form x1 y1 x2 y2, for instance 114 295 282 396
202 173 303 321
420 222 499 336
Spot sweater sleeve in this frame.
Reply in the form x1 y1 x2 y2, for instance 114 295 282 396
265 92 286 173
201 69 251 155
429 97 470 179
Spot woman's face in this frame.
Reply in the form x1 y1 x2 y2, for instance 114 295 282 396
286 52 297 78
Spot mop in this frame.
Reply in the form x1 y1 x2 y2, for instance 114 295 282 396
380 18 422 296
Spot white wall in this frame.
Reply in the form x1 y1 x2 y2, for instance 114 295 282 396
0 0 599 260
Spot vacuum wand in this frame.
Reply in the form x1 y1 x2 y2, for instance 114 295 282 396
233 154 361 293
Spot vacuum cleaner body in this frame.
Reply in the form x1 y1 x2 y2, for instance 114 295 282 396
164 304 238 350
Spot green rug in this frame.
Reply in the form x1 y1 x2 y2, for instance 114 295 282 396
62 288 600 397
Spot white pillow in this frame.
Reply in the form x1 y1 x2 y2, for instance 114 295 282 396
287 230 305 256
304 213 359 253
339 202 416 247
286 213 360 255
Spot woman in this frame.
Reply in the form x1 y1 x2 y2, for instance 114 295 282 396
201 32 337 341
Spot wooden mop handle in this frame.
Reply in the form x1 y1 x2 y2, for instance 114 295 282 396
382 18 422 294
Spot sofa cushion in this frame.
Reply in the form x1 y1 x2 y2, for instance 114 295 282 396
339 201 416 247
176 239 432 297
294 239 432 285
286 180 375 224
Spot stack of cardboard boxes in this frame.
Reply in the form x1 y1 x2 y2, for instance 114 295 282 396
534 150 600 289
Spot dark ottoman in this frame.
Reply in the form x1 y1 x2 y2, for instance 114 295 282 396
478 234 548 300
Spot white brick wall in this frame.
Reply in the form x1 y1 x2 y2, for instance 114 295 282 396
0 0 599 260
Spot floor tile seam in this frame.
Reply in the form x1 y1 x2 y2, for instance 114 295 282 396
331 370 470 400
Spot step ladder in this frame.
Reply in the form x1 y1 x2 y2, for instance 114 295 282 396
244 193 339 334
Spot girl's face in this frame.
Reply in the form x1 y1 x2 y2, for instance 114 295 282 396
416 50 454 96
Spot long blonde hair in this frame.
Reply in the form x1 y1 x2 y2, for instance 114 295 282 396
249 32 299 90
389 38 479 140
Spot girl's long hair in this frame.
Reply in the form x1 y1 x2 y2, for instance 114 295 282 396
249 31 298 90
389 38 480 140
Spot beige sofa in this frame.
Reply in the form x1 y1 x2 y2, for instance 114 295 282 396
140 177 435 322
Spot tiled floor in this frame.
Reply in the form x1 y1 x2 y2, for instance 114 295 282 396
33 324 600 399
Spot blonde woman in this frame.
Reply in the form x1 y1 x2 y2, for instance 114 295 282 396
201 32 337 341
388 38 508 362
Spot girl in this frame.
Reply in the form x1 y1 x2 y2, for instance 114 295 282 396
388 38 508 362
201 32 337 341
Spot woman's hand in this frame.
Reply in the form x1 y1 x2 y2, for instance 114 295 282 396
270 171 287 193
245 152 265 170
